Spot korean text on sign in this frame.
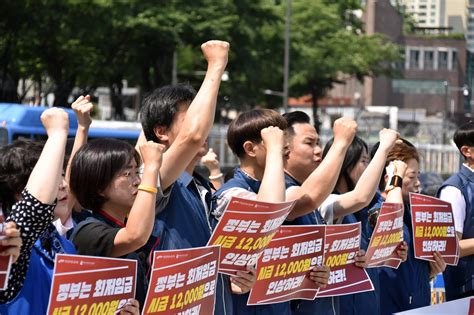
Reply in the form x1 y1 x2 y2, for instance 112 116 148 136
208 197 295 275
47 254 137 315
142 246 220 315
248 225 326 305
410 193 459 266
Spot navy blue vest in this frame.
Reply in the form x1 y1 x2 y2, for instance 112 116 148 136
154 171 233 315
70 213 156 307
379 203 430 315
214 168 291 315
339 192 383 315
0 228 76 314
437 165 474 300
281 173 338 315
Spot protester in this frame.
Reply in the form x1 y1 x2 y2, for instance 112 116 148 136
54 94 94 236
69 138 163 306
201 148 225 190
375 140 447 314
0 108 75 314
320 132 408 315
138 40 250 314
282 110 355 314
283 110 405 315
438 120 474 300
214 109 351 314
320 131 399 224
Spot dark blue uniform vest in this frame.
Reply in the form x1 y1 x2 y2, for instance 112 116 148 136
379 203 430 315
154 172 233 315
213 168 291 315
437 165 474 300
70 213 156 307
282 173 338 315
339 191 383 315
0 227 76 314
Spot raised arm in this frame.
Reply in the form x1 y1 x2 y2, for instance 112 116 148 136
111 141 164 257
63 95 93 219
384 160 407 204
331 129 399 219
26 108 69 203
286 117 357 220
201 148 224 190
159 41 229 190
2 108 69 303
257 126 286 202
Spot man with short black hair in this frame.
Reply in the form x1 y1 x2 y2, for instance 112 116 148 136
438 120 474 300
138 41 251 314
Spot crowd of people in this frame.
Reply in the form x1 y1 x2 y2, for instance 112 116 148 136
0 40 472 315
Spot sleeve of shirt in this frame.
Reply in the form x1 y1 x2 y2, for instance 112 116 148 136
154 184 174 215
214 188 257 220
318 194 340 225
72 222 120 257
439 186 466 234
0 190 56 303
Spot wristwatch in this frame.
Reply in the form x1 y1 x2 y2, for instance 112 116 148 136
385 175 403 193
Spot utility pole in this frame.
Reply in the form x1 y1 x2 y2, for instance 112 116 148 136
283 0 291 113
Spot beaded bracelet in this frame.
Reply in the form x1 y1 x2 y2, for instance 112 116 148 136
209 173 224 180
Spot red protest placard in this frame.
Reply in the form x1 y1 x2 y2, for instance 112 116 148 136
142 246 220 315
0 217 12 290
47 254 137 315
248 225 326 305
316 222 373 297
410 193 459 266
208 197 295 275
365 203 404 269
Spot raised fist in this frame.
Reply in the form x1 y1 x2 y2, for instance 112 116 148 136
201 148 221 171
40 108 69 136
333 117 357 146
261 126 285 152
71 95 93 127
201 40 230 70
139 141 165 170
378 128 399 151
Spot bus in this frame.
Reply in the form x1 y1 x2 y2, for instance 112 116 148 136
0 103 141 146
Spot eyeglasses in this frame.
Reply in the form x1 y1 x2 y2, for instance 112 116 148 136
121 168 142 181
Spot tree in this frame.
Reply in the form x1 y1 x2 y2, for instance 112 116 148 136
289 0 402 131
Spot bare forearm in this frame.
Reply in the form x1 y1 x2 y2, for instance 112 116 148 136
287 142 348 219
334 147 389 217
160 65 224 190
116 165 159 255
66 125 89 209
26 133 67 204
258 150 285 202
459 238 474 258
385 187 403 203
135 130 147 153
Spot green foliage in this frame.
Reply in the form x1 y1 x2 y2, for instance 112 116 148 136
290 0 401 97
0 0 401 115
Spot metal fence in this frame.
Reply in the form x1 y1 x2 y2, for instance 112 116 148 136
207 125 462 176
416 143 460 176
